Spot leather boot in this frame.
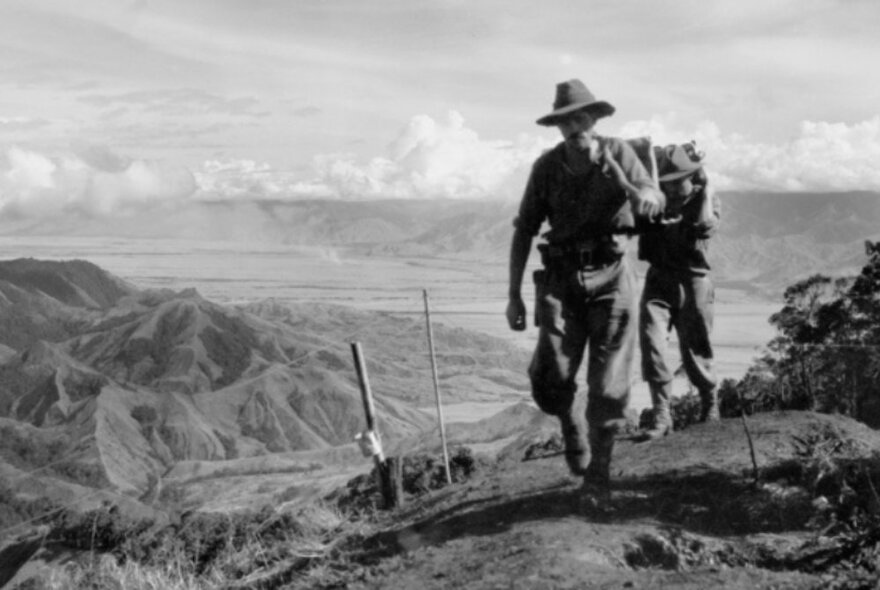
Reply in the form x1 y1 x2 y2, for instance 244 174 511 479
559 412 589 475
700 388 720 422
583 427 614 495
642 383 673 440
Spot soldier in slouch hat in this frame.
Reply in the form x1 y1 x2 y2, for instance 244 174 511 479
638 142 722 440
506 79 665 497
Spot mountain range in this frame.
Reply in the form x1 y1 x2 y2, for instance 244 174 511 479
6 191 879 298
3 192 880 586
2 189 878 516
0 258 530 504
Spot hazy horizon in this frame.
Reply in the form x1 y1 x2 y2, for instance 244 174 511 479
1 1 879 241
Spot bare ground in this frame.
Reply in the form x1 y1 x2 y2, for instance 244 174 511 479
298 411 880 589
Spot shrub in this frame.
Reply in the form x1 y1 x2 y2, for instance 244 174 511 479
333 446 485 512
730 243 880 426
669 393 703 431
399 446 481 495
637 393 705 432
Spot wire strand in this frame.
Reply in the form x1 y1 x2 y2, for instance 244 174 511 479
0 488 104 541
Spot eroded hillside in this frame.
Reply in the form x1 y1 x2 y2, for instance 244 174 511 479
0 259 530 504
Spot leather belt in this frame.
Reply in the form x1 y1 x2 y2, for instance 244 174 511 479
538 241 621 269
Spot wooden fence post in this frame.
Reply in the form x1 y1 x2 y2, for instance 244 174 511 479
350 341 403 509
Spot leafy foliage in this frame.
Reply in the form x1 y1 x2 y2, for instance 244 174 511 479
400 446 481 495
636 393 705 432
728 241 880 426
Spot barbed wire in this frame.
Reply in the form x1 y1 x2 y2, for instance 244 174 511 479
0 443 110 542
271 288 527 370
3 446 90 483
0 488 104 542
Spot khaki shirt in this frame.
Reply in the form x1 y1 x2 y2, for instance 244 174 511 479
514 136 656 248
638 186 721 276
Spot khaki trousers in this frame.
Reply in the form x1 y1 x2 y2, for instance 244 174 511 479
528 257 638 430
639 266 717 395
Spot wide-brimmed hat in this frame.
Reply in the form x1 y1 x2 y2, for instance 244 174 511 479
655 142 704 182
536 79 616 126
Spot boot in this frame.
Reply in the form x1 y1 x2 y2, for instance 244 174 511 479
700 388 720 422
582 427 614 495
642 383 673 440
559 412 589 476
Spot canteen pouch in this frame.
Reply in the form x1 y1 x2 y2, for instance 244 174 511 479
532 269 546 327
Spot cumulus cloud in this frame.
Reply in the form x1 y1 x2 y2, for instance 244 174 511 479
0 146 197 219
618 114 880 192
195 158 321 200
301 110 550 200
197 111 551 201
9 112 877 222
195 111 880 203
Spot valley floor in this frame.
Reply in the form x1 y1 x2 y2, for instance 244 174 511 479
0 236 778 414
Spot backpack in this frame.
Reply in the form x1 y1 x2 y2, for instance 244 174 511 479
626 136 659 186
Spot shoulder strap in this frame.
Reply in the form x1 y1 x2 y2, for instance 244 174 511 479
625 136 658 185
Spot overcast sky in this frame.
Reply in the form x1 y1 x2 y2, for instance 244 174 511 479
1 0 879 219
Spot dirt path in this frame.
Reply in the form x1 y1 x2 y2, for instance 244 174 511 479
309 411 880 589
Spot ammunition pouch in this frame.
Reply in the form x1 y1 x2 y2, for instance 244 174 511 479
532 269 546 327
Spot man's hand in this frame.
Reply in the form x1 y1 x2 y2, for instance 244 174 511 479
600 145 664 219
506 295 527 331
631 189 664 219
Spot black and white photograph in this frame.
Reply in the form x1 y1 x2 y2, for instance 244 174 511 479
1 1 879 588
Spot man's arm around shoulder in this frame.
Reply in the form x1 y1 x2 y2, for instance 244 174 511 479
602 138 665 219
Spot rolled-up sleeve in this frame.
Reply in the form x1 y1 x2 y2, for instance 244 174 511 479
610 138 655 191
513 157 549 237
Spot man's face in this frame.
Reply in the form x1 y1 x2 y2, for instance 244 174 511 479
662 176 696 199
555 110 596 151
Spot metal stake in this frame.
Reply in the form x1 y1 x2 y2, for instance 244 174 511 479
423 289 452 485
